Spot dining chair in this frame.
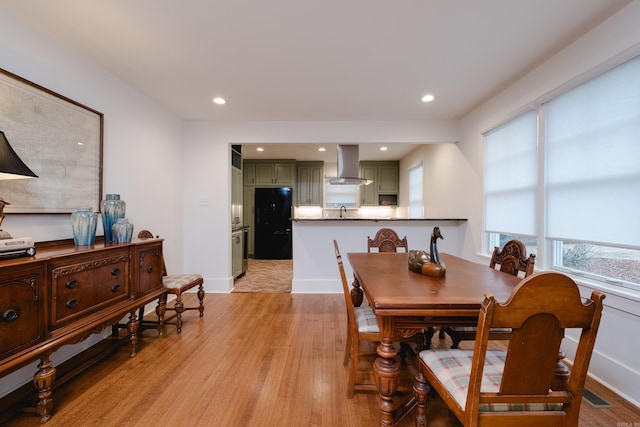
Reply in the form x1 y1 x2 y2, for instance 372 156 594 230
413 272 605 427
334 239 382 398
367 227 408 252
490 239 536 277
138 230 205 333
440 239 536 348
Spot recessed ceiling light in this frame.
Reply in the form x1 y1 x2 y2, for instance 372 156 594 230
256 147 264 152
318 147 326 152
213 97 226 105
421 94 435 103
380 147 388 151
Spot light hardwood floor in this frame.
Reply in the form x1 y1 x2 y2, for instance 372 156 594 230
3 293 639 427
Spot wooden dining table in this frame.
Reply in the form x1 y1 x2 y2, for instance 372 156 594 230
347 252 522 427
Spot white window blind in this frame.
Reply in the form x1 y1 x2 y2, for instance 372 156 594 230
483 110 538 236
408 164 423 218
545 56 640 248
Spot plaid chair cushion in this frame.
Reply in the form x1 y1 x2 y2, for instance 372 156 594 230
355 306 380 333
419 349 563 412
163 273 203 290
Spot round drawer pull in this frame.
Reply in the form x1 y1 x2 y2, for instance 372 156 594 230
66 279 79 289
147 266 154 274
2 309 19 322
66 299 79 309
111 268 121 276
111 284 121 292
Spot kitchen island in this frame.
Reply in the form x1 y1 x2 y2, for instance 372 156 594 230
291 218 467 293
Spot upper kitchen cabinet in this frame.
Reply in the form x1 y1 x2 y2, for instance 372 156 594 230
243 161 256 186
359 161 399 206
296 161 323 206
243 160 296 187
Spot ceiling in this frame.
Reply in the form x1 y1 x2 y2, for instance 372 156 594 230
2 0 629 161
239 142 420 162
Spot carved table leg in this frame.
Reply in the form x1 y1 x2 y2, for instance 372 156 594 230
413 372 430 427
127 310 139 357
375 317 400 427
552 350 570 391
156 292 167 336
33 355 56 423
350 276 363 307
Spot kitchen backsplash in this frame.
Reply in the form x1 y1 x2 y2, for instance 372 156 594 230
294 206 406 219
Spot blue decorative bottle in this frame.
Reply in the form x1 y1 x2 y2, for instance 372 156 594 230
101 194 126 243
71 207 98 246
112 218 134 243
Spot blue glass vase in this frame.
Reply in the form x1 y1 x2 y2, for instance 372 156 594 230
71 207 98 246
101 194 126 243
112 218 134 243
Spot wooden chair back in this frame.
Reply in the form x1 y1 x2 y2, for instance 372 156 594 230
367 228 408 253
334 240 357 327
489 239 536 277
417 272 605 426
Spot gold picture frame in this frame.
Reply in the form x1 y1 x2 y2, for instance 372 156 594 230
0 68 103 213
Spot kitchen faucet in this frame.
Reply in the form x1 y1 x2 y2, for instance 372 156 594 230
340 205 347 219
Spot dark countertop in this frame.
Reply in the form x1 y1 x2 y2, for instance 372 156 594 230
292 218 467 222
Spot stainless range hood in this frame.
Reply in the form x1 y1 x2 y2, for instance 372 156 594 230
328 145 372 185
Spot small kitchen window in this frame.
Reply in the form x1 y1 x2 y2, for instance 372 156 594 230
408 163 423 218
325 182 358 208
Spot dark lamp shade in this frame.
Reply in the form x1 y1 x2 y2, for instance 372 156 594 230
0 131 38 180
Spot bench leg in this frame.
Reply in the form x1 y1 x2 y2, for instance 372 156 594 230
197 283 205 317
174 292 184 333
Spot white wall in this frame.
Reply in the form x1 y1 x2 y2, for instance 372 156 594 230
0 6 185 265
455 1 640 407
0 5 185 398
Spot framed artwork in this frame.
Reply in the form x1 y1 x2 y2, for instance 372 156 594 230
0 68 103 213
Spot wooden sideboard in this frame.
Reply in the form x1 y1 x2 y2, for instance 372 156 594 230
0 237 166 423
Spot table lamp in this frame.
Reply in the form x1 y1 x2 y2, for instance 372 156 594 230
0 130 38 239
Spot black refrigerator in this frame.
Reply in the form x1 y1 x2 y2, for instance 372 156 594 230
254 187 293 259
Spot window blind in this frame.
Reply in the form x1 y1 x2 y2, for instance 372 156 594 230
545 55 640 248
484 110 538 236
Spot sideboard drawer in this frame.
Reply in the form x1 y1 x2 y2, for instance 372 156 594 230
0 264 45 359
50 249 130 327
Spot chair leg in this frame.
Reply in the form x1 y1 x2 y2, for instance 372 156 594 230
413 372 430 427
439 327 461 348
197 283 205 317
347 335 359 399
399 343 408 366
343 326 352 366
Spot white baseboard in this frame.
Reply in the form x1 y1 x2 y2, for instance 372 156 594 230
292 278 341 293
